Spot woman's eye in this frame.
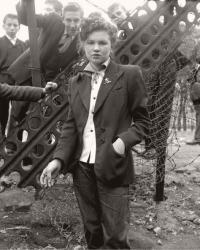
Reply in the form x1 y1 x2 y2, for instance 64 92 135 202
86 40 94 45
99 41 108 45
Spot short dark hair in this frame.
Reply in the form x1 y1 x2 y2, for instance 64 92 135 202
80 16 118 46
63 2 84 18
44 0 63 14
3 13 19 24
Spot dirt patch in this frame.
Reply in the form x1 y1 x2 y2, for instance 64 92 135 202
0 130 200 249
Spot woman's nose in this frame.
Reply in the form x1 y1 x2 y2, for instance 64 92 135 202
93 43 100 50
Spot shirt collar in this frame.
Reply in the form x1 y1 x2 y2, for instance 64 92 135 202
6 34 17 45
83 58 110 74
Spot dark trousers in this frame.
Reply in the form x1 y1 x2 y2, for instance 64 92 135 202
73 161 130 249
7 100 29 138
0 99 9 136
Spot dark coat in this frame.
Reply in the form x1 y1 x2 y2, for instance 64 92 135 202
0 83 44 101
53 61 149 187
0 36 26 84
8 0 80 83
0 35 26 135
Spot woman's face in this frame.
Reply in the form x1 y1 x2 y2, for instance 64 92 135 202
84 30 112 70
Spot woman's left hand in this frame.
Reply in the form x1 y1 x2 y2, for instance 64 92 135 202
112 138 125 155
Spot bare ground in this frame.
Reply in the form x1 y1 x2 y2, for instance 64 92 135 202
0 130 200 249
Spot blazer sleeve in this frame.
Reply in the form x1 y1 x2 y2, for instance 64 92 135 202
53 79 78 171
0 83 44 101
118 65 150 148
16 0 51 28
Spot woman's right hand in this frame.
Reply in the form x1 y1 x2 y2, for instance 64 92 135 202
40 159 62 188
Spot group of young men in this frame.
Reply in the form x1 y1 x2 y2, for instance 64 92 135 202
0 0 130 144
0 0 84 144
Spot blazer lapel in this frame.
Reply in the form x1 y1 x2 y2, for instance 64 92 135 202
78 73 92 111
94 61 123 114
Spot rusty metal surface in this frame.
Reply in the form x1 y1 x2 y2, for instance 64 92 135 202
0 63 74 189
0 0 199 190
115 0 198 77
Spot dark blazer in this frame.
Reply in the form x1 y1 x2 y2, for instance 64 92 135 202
8 0 80 83
0 36 26 84
0 83 44 101
0 35 26 135
9 1 64 84
53 61 149 187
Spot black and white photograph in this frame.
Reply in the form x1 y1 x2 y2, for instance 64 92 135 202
0 0 200 249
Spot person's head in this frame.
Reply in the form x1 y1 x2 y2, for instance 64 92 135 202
43 0 63 15
107 3 128 26
3 14 20 39
80 16 118 70
62 2 84 37
88 11 102 19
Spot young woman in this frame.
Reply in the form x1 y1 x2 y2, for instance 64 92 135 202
40 16 149 249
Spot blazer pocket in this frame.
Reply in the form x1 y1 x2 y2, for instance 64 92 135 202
107 144 126 174
112 85 123 91
99 144 128 184
111 144 125 158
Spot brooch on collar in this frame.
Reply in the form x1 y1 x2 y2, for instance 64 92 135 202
103 77 111 85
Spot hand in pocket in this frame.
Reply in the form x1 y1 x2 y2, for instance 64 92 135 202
112 138 125 156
